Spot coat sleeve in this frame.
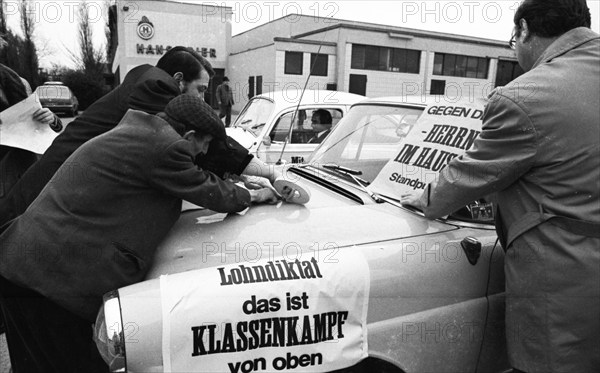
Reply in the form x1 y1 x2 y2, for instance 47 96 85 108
420 92 538 219
195 136 254 178
149 139 251 213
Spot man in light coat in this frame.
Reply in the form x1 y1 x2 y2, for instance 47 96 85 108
401 0 599 371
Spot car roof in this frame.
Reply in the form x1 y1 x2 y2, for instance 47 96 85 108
250 89 365 112
351 95 443 108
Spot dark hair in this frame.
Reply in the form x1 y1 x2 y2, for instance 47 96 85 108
222 76 229 82
514 0 591 38
156 46 215 82
313 109 332 125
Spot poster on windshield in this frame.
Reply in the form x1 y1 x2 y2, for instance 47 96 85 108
160 252 370 373
370 98 487 198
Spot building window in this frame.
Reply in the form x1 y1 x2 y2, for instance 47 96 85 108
310 53 328 76
285 51 303 75
433 53 489 79
351 44 420 74
431 79 446 95
495 60 524 87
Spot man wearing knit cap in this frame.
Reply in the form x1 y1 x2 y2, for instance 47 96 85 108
0 94 278 372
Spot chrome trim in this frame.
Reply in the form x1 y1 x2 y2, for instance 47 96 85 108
97 290 127 372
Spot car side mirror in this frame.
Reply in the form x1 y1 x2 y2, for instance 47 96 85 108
262 137 272 146
461 237 481 265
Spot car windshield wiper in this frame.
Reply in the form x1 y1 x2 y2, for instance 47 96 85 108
322 163 364 177
251 123 266 130
320 164 383 203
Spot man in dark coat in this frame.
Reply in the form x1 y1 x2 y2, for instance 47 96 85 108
402 1 599 371
215 76 234 126
0 94 278 372
0 47 276 230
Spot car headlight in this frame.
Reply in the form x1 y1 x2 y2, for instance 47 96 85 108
94 290 127 372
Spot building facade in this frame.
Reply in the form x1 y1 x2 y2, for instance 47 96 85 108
228 14 522 112
109 2 522 111
109 0 232 106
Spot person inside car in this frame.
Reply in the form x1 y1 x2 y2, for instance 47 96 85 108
307 109 333 144
0 94 279 372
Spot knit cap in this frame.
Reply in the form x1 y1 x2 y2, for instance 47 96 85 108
164 94 225 140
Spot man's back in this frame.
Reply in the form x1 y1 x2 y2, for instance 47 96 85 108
495 27 599 228
0 110 250 320
0 65 180 227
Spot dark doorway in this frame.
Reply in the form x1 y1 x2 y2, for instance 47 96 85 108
256 76 263 95
248 76 255 99
206 68 225 109
349 74 367 96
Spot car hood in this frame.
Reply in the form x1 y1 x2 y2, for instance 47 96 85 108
146 175 456 278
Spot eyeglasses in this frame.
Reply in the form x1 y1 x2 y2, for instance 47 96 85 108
508 30 517 49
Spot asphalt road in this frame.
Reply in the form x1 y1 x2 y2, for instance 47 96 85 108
0 334 8 373
0 112 79 372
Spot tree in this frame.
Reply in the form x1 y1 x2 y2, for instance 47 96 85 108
69 2 105 75
19 0 39 86
60 2 107 110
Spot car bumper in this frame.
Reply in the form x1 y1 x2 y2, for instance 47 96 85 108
42 104 75 112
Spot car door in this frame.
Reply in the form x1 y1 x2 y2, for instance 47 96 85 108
257 106 346 164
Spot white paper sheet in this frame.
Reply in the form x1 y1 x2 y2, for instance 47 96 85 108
0 95 59 154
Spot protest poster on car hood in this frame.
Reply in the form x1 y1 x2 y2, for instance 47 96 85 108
160 251 370 372
370 98 487 198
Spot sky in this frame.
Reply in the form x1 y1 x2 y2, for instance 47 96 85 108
3 0 600 69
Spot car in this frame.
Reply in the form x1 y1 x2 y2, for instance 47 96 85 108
93 96 509 373
34 82 79 117
226 90 365 164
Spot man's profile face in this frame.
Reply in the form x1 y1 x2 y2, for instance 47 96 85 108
185 132 213 156
182 69 210 97
311 113 329 133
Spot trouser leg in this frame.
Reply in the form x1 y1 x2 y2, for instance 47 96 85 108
0 276 108 373
225 105 232 127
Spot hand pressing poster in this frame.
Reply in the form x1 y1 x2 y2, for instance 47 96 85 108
370 98 487 198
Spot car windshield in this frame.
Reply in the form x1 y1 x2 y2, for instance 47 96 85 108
37 86 70 99
309 103 424 183
234 98 275 137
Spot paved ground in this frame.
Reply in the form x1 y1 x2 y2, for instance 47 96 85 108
1 333 9 373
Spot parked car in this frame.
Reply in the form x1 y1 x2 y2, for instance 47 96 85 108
226 90 365 164
34 81 79 117
94 96 509 373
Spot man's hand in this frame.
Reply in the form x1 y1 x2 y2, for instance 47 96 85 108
32 108 55 125
400 190 425 210
249 187 280 204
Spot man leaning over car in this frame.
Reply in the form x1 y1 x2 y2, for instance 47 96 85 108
0 94 279 372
